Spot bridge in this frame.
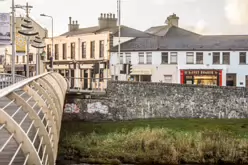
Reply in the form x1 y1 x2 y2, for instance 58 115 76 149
0 72 67 165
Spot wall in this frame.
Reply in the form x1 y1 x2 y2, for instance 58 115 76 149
63 81 248 121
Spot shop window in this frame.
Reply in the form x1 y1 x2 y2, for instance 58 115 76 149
146 52 152 64
226 73 236 86
186 52 194 64
119 53 123 64
170 52 177 64
164 75 172 83
125 53 131 64
222 52 230 64
196 52 203 64
246 76 248 88
161 52 168 64
239 52 246 64
213 52 220 64
138 52 144 64
141 75 151 82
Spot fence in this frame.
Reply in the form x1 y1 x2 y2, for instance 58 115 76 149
0 72 67 165
0 73 26 89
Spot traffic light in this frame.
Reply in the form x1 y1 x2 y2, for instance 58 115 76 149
128 63 132 74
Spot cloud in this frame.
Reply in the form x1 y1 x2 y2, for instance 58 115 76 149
225 0 248 25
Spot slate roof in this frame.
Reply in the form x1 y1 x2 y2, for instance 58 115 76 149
111 28 248 52
145 25 200 37
60 25 151 37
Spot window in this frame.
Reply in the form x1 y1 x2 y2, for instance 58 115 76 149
125 53 131 64
71 42 75 59
170 52 177 64
99 40 104 58
55 44 59 60
22 56 25 63
62 43 67 60
82 42 86 58
16 56 18 63
186 52 194 64
47 44 51 60
164 75 172 83
146 52 152 64
213 52 220 64
139 52 144 64
90 41 95 58
240 52 246 64
161 52 168 64
119 53 123 64
222 52 230 64
99 69 104 82
196 52 203 64
29 53 33 62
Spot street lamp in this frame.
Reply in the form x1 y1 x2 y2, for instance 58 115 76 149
31 35 45 75
40 13 53 72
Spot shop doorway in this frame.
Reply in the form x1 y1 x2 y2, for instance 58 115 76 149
83 70 88 89
226 73 236 86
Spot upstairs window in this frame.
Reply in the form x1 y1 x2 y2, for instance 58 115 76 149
240 52 246 64
139 52 144 64
146 52 152 64
222 52 230 64
186 52 194 64
170 52 177 64
196 52 203 64
161 52 168 64
213 52 220 64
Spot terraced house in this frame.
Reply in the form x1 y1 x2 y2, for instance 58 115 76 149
45 13 150 90
110 14 248 87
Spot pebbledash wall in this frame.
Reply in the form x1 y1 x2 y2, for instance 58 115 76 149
63 81 248 121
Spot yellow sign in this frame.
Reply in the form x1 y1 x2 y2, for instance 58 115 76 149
16 33 26 53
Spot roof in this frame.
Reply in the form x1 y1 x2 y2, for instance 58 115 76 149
145 25 200 37
60 25 151 37
111 29 248 52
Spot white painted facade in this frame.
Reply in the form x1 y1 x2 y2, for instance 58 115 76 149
110 50 248 87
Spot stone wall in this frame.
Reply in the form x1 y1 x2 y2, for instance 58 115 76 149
63 81 248 121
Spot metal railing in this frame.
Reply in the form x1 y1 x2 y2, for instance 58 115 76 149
0 72 67 165
0 73 27 89
65 77 111 92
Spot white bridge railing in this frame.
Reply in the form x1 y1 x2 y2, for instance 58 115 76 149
0 73 27 89
0 72 67 165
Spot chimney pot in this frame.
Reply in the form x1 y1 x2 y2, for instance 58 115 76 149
107 14 109 18
113 14 115 18
69 17 72 24
73 21 75 24
76 20 78 24
104 13 106 18
110 13 112 18
101 13 103 18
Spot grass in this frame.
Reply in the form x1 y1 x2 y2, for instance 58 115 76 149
58 119 248 164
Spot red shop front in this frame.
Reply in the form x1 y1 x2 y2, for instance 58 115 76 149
180 69 222 86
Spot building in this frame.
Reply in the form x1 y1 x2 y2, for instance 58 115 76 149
3 16 48 76
44 13 150 90
110 14 248 87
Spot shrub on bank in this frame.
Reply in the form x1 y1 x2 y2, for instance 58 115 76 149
60 127 248 164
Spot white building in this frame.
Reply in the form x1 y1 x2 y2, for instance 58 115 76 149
110 14 248 87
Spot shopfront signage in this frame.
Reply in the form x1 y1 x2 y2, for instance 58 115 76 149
184 70 219 75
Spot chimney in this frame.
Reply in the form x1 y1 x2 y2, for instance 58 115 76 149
68 16 73 31
165 13 179 27
68 17 80 32
98 12 117 29
69 17 72 24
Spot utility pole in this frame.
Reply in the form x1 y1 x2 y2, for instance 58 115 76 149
11 0 15 84
115 0 121 80
25 2 32 77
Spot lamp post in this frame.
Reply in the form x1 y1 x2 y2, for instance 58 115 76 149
31 35 45 75
40 13 53 72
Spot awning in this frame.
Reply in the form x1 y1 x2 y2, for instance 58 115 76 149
130 69 152 75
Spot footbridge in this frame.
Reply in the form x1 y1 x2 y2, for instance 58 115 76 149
0 72 67 165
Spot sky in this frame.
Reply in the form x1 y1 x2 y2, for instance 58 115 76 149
0 0 248 37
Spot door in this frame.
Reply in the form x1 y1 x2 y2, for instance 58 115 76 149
83 70 88 89
70 70 75 89
226 73 236 86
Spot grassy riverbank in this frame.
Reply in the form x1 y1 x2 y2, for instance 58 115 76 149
59 119 248 164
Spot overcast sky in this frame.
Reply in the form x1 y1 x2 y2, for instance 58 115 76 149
0 0 248 37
